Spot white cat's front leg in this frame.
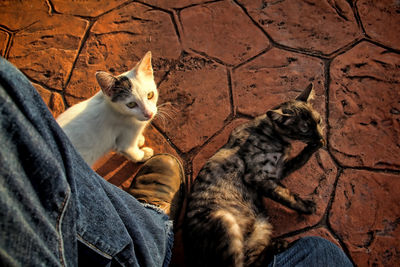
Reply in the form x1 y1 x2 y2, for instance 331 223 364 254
140 147 153 161
121 146 153 162
138 134 145 147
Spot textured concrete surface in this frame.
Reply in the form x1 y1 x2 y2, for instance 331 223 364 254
2 0 399 266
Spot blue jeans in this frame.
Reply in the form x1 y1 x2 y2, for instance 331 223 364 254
0 57 352 267
269 236 353 267
0 57 173 266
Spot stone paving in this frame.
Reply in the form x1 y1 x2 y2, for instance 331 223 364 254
1 0 400 266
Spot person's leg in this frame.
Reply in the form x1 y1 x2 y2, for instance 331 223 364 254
0 56 79 266
0 57 180 266
268 236 353 267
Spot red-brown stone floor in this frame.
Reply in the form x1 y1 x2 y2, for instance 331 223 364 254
2 0 400 266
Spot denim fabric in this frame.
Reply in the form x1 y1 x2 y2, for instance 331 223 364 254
0 57 173 267
268 236 354 267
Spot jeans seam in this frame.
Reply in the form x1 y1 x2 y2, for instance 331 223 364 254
56 186 71 267
77 234 113 260
141 202 169 217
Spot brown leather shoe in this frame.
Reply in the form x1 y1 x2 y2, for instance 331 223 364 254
127 154 185 221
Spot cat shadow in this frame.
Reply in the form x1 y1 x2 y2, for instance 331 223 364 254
93 152 142 189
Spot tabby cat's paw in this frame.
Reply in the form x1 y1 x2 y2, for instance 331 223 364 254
301 199 317 214
264 238 290 264
140 147 154 161
270 238 289 254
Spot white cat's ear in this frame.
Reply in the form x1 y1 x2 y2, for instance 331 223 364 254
96 71 116 97
135 51 153 78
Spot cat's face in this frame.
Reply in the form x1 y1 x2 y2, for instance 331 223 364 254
267 84 325 144
95 51 158 122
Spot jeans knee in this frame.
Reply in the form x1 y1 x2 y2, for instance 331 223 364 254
296 236 338 253
297 236 334 247
295 236 352 265
270 236 353 267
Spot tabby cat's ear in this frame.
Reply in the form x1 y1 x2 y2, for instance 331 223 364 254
96 71 117 97
295 83 313 102
135 51 153 78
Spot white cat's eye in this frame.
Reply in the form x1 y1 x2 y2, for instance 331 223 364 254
126 102 137 109
147 91 154 100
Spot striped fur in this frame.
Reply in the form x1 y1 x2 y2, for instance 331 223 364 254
183 84 324 267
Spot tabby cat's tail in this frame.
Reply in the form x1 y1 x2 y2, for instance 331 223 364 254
244 217 273 266
211 210 245 267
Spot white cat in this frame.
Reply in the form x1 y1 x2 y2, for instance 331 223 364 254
57 51 157 166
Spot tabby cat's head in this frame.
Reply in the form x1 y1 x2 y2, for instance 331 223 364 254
95 51 158 121
267 84 325 145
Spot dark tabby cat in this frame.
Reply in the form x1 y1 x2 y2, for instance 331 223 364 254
183 84 325 267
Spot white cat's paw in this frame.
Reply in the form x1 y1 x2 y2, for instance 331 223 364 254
138 135 145 147
140 147 154 161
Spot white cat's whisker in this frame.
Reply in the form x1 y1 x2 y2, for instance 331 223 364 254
153 102 180 130
154 106 176 129
157 102 179 115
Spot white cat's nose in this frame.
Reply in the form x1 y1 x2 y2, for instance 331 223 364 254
145 111 154 120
